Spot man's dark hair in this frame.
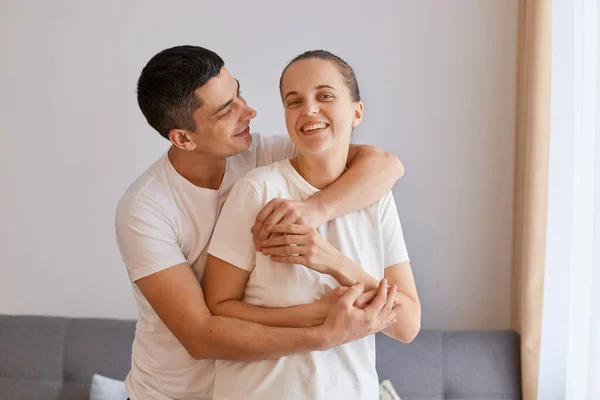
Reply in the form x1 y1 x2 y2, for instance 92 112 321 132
279 50 361 102
137 45 224 139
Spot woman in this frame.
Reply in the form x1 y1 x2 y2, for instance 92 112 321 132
203 50 421 400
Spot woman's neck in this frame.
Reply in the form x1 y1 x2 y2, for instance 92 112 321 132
291 146 349 190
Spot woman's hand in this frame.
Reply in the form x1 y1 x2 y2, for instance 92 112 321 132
251 199 325 252
260 224 341 275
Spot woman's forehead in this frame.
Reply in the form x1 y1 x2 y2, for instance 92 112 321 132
282 59 344 90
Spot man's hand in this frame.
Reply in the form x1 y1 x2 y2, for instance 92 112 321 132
251 199 324 251
318 279 399 349
259 224 341 275
311 285 392 326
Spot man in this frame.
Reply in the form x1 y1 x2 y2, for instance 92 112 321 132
116 45 405 400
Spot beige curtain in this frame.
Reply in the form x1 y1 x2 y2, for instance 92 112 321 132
511 0 552 399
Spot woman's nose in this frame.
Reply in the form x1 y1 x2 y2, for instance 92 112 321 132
301 100 319 116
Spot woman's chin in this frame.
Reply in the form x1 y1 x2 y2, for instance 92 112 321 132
297 143 330 155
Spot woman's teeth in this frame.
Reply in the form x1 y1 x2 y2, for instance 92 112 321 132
302 122 328 132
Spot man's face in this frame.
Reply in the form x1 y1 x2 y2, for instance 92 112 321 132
188 67 256 158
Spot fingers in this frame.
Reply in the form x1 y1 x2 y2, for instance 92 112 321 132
270 256 305 265
262 245 307 257
375 286 400 332
251 200 289 250
262 233 307 247
251 199 277 237
278 213 298 229
337 283 365 308
354 289 378 309
331 286 349 297
253 236 264 252
268 224 309 235
385 285 397 312
363 279 388 315
259 210 287 240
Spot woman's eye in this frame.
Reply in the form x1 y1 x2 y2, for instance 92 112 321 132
320 94 334 100
288 100 300 106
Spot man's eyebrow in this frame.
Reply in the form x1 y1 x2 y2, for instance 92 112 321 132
283 85 337 101
213 79 241 116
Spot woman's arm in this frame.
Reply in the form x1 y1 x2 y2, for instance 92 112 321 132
259 224 380 291
202 254 336 328
382 262 421 343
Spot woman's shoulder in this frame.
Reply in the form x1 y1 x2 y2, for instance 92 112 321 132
236 159 290 191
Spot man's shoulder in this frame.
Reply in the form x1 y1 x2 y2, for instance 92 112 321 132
116 153 174 218
232 133 293 167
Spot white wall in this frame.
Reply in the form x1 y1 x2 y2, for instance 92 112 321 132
0 0 518 329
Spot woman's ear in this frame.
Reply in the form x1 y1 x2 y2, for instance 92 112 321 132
168 129 197 151
352 101 364 128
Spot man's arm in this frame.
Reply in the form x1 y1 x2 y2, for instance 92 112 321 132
252 145 403 247
318 144 404 221
136 262 397 361
202 254 334 328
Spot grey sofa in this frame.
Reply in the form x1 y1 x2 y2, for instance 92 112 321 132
0 314 522 400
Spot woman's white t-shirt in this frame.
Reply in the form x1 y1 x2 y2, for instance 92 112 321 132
208 159 409 400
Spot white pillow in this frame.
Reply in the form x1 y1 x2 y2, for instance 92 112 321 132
379 379 402 400
89 374 128 400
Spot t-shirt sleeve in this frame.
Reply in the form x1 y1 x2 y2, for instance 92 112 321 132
255 134 297 167
380 191 410 268
208 179 263 272
115 195 187 282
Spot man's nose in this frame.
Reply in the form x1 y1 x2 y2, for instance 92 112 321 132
243 104 257 120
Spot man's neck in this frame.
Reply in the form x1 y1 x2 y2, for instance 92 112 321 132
168 147 226 190
291 145 349 190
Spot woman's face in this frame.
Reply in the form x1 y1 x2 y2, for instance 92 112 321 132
280 58 363 155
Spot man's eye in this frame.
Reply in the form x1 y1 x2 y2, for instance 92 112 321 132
219 108 232 119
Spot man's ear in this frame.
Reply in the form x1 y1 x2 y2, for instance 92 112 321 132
168 129 197 151
352 101 364 128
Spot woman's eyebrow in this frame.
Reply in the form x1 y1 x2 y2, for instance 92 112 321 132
315 84 336 91
284 84 337 100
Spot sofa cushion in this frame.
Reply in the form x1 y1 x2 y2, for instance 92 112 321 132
63 318 135 382
0 315 69 380
376 331 445 400
446 331 521 400
0 375 62 400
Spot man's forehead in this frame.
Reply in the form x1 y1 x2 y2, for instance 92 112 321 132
194 67 237 108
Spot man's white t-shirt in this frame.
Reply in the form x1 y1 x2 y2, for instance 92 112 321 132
207 159 410 400
115 134 296 400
